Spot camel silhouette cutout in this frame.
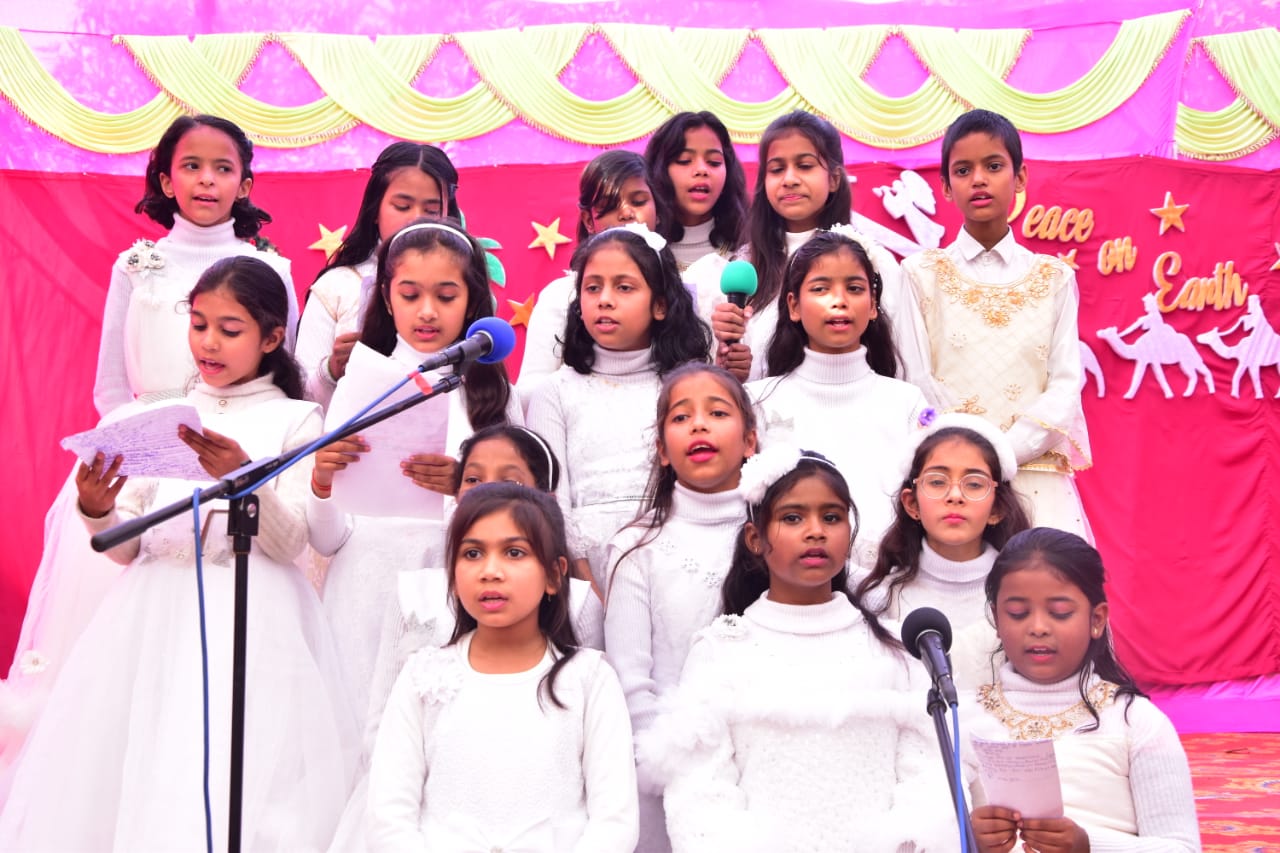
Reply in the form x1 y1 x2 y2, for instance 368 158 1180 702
1079 341 1105 397
1195 295 1280 398
1096 294 1214 399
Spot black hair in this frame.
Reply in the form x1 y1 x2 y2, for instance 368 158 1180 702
136 115 271 239
453 424 561 495
746 111 851 314
446 483 579 708
858 426 1033 613
986 527 1144 729
940 109 1025 189
186 256 304 399
560 228 713 376
764 230 898 378
644 111 747 252
359 217 511 430
609 363 755 593
574 150 650 246
721 451 900 649
316 142 461 280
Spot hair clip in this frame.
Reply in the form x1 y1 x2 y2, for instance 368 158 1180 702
825 224 880 278
600 222 667 257
389 221 473 253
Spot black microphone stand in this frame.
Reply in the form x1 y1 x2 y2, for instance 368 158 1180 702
925 687 980 851
91 371 463 853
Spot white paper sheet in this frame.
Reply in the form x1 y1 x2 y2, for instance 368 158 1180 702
324 343 449 519
61 404 211 481
972 736 1065 819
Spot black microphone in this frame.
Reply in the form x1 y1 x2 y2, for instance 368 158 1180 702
415 317 516 374
901 607 958 706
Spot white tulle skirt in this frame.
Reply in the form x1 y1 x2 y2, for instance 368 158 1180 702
0 549 359 852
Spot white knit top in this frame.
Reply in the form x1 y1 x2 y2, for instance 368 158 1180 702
367 633 639 852
295 255 378 409
603 483 746 733
669 219 718 272
517 271 575 406
641 593 957 853
967 664 1201 852
526 346 661 589
747 347 929 568
94 216 298 417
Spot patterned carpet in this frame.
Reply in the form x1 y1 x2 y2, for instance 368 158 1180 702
1184 733 1280 851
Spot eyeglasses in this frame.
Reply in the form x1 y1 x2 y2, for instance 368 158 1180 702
913 473 995 502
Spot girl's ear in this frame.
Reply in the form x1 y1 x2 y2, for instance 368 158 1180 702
786 290 801 323
260 325 285 355
900 487 921 521
656 435 672 467
986 506 1004 526
547 556 568 596
827 165 842 195
579 209 595 237
158 172 175 199
651 298 667 322
743 428 759 459
743 521 763 556
1090 601 1109 639
237 176 253 200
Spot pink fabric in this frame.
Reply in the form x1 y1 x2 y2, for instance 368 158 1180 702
1150 676 1280 733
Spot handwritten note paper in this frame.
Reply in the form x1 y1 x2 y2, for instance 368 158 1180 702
61 404 211 481
325 343 449 519
972 736 1065 819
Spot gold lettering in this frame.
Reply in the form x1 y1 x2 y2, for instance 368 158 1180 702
1098 237 1138 276
1019 204 1096 243
1154 253 1249 313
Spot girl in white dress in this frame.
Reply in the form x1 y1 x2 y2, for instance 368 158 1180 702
857 413 1032 688
0 257 356 851
367 483 638 852
643 110 747 273
605 362 757 853
747 228 929 568
295 142 461 409
2 114 297 777
307 219 517 723
642 445 955 852
519 151 657 401
526 223 712 591
969 528 1200 853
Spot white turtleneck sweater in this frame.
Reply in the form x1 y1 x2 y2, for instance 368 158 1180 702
669 219 720 272
527 346 662 590
640 592 956 853
516 270 575 408
967 664 1201 852
295 254 378 410
884 542 1000 689
94 216 298 418
746 347 928 568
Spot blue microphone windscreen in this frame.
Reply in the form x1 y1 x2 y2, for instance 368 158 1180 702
720 259 759 297
469 316 517 364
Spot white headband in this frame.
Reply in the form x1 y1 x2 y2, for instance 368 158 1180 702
739 443 843 508
824 223 880 279
513 427 557 490
597 222 667 258
389 221 473 253
902 411 1019 484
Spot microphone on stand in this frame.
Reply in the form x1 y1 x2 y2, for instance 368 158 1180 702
901 606 959 707
415 316 517 373
719 260 758 345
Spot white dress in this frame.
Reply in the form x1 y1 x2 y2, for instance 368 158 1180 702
516 271 575 407
1 218 299 778
295 256 378 410
308 335 522 723
367 634 639 852
967 665 1201 851
527 346 662 590
0 377 358 852
603 483 746 853
746 347 929 568
899 229 1092 539
641 593 957 852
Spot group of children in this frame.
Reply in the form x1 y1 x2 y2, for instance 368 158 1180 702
0 105 1199 852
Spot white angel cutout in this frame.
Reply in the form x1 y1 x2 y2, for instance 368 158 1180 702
873 170 946 251
1196 294 1280 398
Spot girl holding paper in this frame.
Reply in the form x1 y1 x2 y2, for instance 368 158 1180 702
968 528 1200 853
0 257 355 850
307 219 518 724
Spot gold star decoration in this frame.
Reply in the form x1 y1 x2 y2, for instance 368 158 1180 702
1271 242 1280 273
1150 192 1189 236
507 294 536 328
308 223 347 258
1057 248 1079 270
528 218 571 260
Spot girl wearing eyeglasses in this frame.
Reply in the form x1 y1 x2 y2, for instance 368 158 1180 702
856 413 1032 689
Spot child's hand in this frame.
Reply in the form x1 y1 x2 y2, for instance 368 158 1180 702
76 453 127 519
1019 817 1089 853
716 342 753 381
179 426 252 479
402 453 458 495
711 302 751 344
312 436 369 492
971 805 1020 853
328 332 361 381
